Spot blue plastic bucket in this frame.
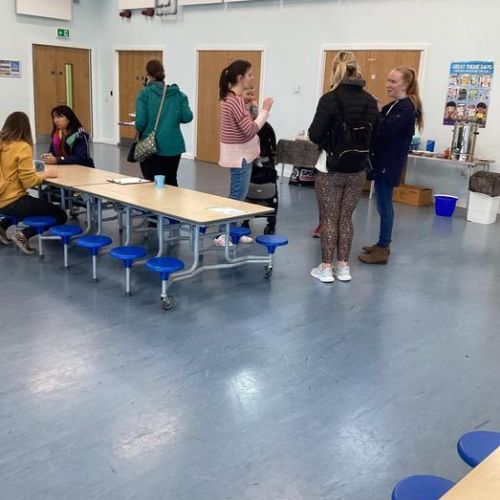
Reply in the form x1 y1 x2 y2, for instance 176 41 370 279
434 194 459 217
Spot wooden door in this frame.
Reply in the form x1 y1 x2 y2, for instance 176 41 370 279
196 50 262 163
33 45 92 142
118 50 162 145
56 47 92 132
33 45 58 141
323 49 422 105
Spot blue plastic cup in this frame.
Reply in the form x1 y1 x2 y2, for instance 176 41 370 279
154 175 165 188
426 140 436 152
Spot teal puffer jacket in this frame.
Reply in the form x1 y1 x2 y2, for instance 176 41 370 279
135 81 193 157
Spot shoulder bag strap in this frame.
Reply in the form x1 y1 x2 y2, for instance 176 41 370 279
152 83 168 133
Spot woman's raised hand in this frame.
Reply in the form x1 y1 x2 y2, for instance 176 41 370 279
262 97 274 112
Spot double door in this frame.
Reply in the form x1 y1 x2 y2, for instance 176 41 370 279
118 50 163 145
33 44 92 142
196 50 262 164
323 50 422 104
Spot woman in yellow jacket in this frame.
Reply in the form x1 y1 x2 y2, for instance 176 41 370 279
0 112 66 254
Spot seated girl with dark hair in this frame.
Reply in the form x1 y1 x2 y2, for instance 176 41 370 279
42 105 94 167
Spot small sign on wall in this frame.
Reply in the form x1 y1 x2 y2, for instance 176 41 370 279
57 28 70 38
0 60 22 78
444 61 494 128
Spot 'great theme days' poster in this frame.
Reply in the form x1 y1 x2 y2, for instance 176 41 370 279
443 61 494 128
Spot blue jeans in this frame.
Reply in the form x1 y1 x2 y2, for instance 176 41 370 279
375 175 394 248
229 160 252 201
219 160 252 233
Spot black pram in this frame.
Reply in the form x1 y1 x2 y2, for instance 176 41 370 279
244 122 278 234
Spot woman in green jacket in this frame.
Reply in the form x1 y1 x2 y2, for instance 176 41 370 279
135 60 193 186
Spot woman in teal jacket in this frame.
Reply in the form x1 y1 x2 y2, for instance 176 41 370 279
135 60 193 186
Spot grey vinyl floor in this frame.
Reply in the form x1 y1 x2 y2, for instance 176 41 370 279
1 144 500 500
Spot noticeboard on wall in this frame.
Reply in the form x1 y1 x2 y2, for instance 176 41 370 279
118 0 155 8
444 61 494 128
16 0 72 21
0 60 22 78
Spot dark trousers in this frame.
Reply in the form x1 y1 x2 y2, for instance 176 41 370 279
0 195 67 239
140 154 182 186
374 175 395 248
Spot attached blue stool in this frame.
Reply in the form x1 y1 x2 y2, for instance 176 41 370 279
229 226 251 245
391 475 455 500
109 246 147 296
256 234 288 279
22 216 57 258
75 235 113 282
146 257 185 310
49 225 83 268
457 430 500 467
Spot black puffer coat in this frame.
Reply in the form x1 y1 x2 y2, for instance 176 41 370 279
308 80 379 172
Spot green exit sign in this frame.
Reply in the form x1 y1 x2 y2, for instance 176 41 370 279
57 29 70 38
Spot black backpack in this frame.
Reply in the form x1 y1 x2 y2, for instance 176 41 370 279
327 93 373 174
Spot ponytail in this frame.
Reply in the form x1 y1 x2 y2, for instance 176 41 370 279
330 51 362 90
394 66 424 131
219 59 252 100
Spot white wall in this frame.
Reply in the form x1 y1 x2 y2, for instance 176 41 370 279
1 0 500 169
0 0 99 135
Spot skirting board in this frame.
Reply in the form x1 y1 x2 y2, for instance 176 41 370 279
91 142 293 178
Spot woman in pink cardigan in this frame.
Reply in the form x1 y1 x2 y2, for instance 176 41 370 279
216 59 274 247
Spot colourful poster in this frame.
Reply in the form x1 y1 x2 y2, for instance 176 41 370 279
0 59 21 78
443 61 494 128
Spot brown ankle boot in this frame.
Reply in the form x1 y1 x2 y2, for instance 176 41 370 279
358 246 389 264
361 243 391 255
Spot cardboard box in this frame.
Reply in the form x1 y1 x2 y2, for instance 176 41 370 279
393 184 433 206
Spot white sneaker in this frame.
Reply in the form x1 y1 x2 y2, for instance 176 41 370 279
335 265 352 282
213 234 234 248
239 235 253 244
310 264 334 283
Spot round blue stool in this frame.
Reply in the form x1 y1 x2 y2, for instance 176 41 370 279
256 234 288 279
76 235 113 282
229 226 251 245
49 225 83 268
23 216 57 258
457 431 500 467
392 475 455 500
146 257 185 310
109 246 147 296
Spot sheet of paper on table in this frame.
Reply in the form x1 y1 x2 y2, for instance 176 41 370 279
107 177 150 185
208 207 246 215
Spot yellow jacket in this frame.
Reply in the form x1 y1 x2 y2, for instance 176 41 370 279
0 140 44 209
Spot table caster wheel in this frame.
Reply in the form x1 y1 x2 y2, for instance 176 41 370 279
162 294 175 310
264 265 273 280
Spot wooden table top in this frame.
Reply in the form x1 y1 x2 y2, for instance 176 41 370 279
73 182 274 225
45 165 130 188
441 446 500 499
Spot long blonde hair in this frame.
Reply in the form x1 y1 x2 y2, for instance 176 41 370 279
330 51 362 91
394 66 424 131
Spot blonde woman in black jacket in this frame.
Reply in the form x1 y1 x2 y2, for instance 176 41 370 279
308 51 379 283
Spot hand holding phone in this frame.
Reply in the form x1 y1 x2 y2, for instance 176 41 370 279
43 165 58 179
